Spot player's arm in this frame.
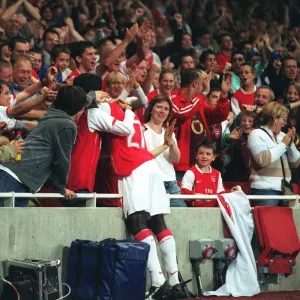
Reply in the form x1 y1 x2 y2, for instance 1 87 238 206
88 105 135 136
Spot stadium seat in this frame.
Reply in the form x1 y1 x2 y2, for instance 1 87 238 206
253 207 300 275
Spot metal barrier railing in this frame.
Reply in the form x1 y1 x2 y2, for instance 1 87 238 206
0 193 299 208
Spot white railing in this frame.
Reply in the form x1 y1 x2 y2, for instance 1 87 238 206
0 193 299 208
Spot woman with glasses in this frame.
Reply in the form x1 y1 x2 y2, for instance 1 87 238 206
248 102 300 206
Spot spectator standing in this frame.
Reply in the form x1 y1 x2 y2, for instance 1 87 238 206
171 70 231 180
231 63 256 118
230 51 245 93
144 95 185 207
248 102 300 206
67 41 97 80
0 79 92 208
216 33 233 73
41 29 60 66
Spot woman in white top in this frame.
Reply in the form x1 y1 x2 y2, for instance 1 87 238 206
248 102 300 206
143 94 186 207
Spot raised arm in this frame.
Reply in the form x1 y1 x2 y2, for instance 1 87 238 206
8 90 56 118
126 22 148 69
23 0 41 21
15 66 57 105
0 0 22 23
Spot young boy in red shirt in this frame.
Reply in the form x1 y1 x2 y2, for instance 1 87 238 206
181 139 237 207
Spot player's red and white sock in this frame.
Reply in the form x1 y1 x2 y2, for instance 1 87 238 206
157 229 180 286
135 229 165 287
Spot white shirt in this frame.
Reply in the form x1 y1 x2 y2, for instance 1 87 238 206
0 106 18 129
144 126 177 181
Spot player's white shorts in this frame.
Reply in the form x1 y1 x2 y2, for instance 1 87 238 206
118 159 170 218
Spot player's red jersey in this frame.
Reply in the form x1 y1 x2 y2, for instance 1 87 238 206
108 103 154 176
67 109 102 192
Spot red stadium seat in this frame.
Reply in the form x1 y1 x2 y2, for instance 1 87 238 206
253 207 300 275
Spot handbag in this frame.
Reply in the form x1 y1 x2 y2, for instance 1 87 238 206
280 158 294 195
259 128 294 195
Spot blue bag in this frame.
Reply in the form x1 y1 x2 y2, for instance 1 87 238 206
66 239 150 300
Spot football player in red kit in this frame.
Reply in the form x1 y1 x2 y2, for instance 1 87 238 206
89 100 186 299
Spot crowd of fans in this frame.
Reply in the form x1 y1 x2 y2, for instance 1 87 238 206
0 0 299 208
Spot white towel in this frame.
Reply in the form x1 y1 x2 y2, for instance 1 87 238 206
204 189 260 297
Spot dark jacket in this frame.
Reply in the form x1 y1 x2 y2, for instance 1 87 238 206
4 108 77 194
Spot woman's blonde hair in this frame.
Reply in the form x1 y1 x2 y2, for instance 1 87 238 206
106 71 126 87
258 102 289 127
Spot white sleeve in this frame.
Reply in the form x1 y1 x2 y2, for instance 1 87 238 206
248 130 287 167
216 172 225 193
119 89 130 100
129 86 148 110
231 97 241 118
0 106 8 116
287 143 300 166
119 87 148 110
181 170 195 191
119 60 129 80
88 108 135 136
0 111 17 129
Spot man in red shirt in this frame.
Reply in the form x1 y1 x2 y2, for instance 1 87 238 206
67 41 97 80
216 34 233 73
171 69 231 180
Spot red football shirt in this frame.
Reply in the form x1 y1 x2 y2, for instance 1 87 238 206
108 103 154 176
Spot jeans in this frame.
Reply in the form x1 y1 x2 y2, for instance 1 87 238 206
175 171 185 182
164 181 186 207
0 170 29 207
251 188 281 206
60 189 89 207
